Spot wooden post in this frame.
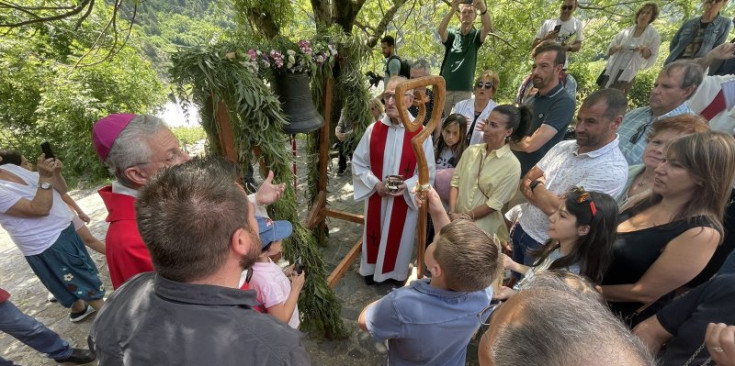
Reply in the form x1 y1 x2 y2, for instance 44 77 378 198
394 76 446 279
327 238 363 288
211 93 238 163
318 78 334 192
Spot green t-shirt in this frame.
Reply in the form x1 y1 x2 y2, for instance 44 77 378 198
384 56 402 81
440 28 483 91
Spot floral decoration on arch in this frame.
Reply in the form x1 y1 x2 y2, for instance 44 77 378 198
228 37 337 75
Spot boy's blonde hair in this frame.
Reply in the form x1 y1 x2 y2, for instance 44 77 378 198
433 219 500 292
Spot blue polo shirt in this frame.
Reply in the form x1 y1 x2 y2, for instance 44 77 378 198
364 278 493 366
514 83 575 175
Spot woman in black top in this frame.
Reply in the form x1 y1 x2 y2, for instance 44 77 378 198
601 132 735 327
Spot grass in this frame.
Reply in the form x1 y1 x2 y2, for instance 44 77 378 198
171 126 207 145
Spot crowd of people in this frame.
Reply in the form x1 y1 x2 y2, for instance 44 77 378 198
2 0 735 365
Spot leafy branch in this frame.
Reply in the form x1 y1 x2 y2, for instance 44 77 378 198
170 42 348 339
0 0 93 27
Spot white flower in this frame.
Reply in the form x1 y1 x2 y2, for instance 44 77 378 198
287 50 296 56
288 55 295 65
64 273 74 282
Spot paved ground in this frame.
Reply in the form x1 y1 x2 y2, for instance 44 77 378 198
0 148 482 365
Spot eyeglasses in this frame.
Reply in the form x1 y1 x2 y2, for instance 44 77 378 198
134 147 188 168
561 5 574 10
383 92 414 101
475 82 494 89
629 122 651 144
570 186 597 217
478 300 503 326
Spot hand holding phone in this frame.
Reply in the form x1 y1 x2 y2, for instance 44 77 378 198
294 257 304 275
40 141 55 160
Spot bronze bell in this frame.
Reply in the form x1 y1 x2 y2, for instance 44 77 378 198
273 72 325 134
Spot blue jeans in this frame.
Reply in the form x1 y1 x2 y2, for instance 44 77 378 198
0 300 72 365
510 224 544 279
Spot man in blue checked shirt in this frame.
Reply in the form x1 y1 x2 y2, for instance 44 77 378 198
618 60 703 165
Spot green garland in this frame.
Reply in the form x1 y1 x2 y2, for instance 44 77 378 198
170 41 347 338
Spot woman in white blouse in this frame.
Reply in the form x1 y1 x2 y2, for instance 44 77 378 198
451 70 499 146
599 2 661 94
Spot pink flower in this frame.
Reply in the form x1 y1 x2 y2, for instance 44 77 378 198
298 40 312 54
247 49 257 62
269 50 284 68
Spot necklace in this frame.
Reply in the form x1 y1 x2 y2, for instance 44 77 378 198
683 343 712 366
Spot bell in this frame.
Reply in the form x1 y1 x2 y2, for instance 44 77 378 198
273 72 325 134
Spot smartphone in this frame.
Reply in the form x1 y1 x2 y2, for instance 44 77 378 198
40 141 55 160
553 24 562 33
294 257 304 275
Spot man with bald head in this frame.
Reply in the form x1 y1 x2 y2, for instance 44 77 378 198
478 273 654 366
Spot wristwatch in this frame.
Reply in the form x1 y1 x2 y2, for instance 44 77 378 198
39 182 52 190
529 180 542 192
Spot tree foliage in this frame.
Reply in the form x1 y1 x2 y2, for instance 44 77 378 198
0 1 165 184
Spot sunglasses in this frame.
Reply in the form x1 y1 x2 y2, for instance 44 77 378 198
475 82 494 89
561 5 574 10
570 186 597 217
629 122 651 144
705 0 725 3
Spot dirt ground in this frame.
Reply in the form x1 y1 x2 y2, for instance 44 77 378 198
0 147 482 365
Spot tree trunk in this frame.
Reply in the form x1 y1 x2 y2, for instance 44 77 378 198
245 8 280 39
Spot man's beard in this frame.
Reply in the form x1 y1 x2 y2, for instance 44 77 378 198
239 232 262 270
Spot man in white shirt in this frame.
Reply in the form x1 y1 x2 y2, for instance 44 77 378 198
510 89 629 271
533 0 584 61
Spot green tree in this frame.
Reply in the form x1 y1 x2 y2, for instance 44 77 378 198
0 1 165 184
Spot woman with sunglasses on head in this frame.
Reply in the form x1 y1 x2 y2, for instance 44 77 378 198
449 104 532 244
449 70 499 146
496 187 619 300
601 132 735 327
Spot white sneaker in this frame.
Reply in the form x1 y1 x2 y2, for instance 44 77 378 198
69 304 96 323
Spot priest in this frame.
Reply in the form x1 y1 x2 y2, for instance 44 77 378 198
352 76 436 284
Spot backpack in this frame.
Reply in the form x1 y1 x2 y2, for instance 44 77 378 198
387 55 411 79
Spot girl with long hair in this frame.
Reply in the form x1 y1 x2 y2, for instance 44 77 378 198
497 188 619 299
